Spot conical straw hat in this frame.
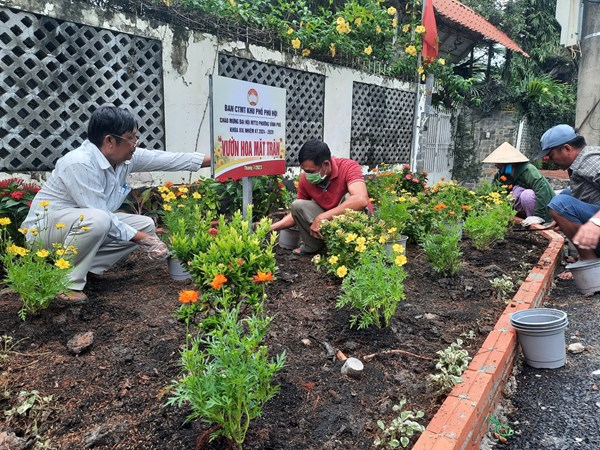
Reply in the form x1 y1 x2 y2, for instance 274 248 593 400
482 142 529 164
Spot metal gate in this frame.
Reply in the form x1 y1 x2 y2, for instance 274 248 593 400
421 108 453 184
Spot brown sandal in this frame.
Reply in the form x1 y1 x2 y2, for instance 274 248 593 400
55 290 88 305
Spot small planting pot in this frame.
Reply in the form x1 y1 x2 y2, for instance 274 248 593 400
341 357 364 378
384 235 408 257
167 257 191 281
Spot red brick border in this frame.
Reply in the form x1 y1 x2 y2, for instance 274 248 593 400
413 227 564 450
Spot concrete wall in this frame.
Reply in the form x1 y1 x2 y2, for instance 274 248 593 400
1 0 416 187
474 110 520 182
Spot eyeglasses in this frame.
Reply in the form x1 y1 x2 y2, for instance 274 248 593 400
109 134 138 146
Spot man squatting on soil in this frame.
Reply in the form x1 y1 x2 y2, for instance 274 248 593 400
534 124 600 266
482 142 555 227
270 139 372 254
21 105 211 304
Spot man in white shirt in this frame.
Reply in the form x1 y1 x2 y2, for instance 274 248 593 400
21 105 210 303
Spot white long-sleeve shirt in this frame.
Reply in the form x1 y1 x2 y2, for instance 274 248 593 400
22 140 205 241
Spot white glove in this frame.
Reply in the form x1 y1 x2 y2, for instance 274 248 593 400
138 236 170 260
521 216 545 227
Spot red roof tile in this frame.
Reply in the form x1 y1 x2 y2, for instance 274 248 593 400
433 0 529 57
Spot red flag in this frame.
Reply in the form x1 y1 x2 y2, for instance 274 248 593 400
422 0 438 64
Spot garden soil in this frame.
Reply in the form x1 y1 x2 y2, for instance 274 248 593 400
0 229 547 450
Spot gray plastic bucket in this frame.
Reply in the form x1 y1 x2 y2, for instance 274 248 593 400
565 259 600 294
510 308 568 369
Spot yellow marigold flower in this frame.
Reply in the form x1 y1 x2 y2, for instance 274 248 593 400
302 48 311 57
311 254 321 264
178 186 189 193
79 214 85 222
364 45 373 56
328 255 339 265
417 66 424 74
336 16 345 25
192 192 201 199
345 233 358 243
398 196 407 203
18 227 27 234
403 24 410 32
30 228 38 236
387 227 397 234
56 249 65 256
355 243 366 252
354 17 362 25
378 236 387 244
81 226 90 231
39 200 50 207
356 236 366 245
180 194 188 199
55 258 71 270
415 25 426 34
387 6 397 15
438 58 446 65
336 22 351 34
336 266 348 278
67 245 78 255
7 244 28 256
177 204 185 209
292 38 301 49
287 28 294 34
375 25 382 33
405 45 417 56
163 204 172 211
392 18 398 27
36 249 49 258
393 244 405 253
395 255 407 266
329 43 336 58
0 217 11 226
55 223 66 229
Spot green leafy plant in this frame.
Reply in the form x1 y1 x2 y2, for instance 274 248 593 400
373 399 425 448
336 249 407 329
429 339 471 395
490 274 515 303
0 178 40 246
4 390 56 448
318 209 388 276
421 223 463 277
120 186 162 221
167 305 286 450
464 191 514 250
366 164 428 204
0 212 77 320
189 209 277 305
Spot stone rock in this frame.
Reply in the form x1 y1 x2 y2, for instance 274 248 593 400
67 331 94 355
0 431 25 450
591 369 600 377
567 343 585 354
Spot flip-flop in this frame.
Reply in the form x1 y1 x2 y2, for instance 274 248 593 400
55 290 88 305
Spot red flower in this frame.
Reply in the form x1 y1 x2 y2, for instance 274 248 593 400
179 290 199 304
405 174 412 180
208 228 218 236
500 175 507 182
252 271 273 283
10 191 25 200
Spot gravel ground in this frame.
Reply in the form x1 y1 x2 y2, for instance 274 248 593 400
494 279 600 450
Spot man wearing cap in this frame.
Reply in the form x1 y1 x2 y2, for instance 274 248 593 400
536 124 600 262
483 142 554 226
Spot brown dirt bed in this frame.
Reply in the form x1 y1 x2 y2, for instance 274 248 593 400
0 229 547 449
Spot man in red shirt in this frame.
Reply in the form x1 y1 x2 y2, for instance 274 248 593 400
271 139 371 254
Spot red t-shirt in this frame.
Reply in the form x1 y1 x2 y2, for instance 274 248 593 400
297 156 371 211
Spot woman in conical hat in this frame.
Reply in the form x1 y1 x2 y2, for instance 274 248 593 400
483 142 555 226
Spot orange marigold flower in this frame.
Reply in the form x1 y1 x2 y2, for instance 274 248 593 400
461 205 472 210
179 290 199 304
210 273 228 289
508 184 513 189
433 202 447 211
500 175 507 182
165 181 174 187
253 271 274 283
